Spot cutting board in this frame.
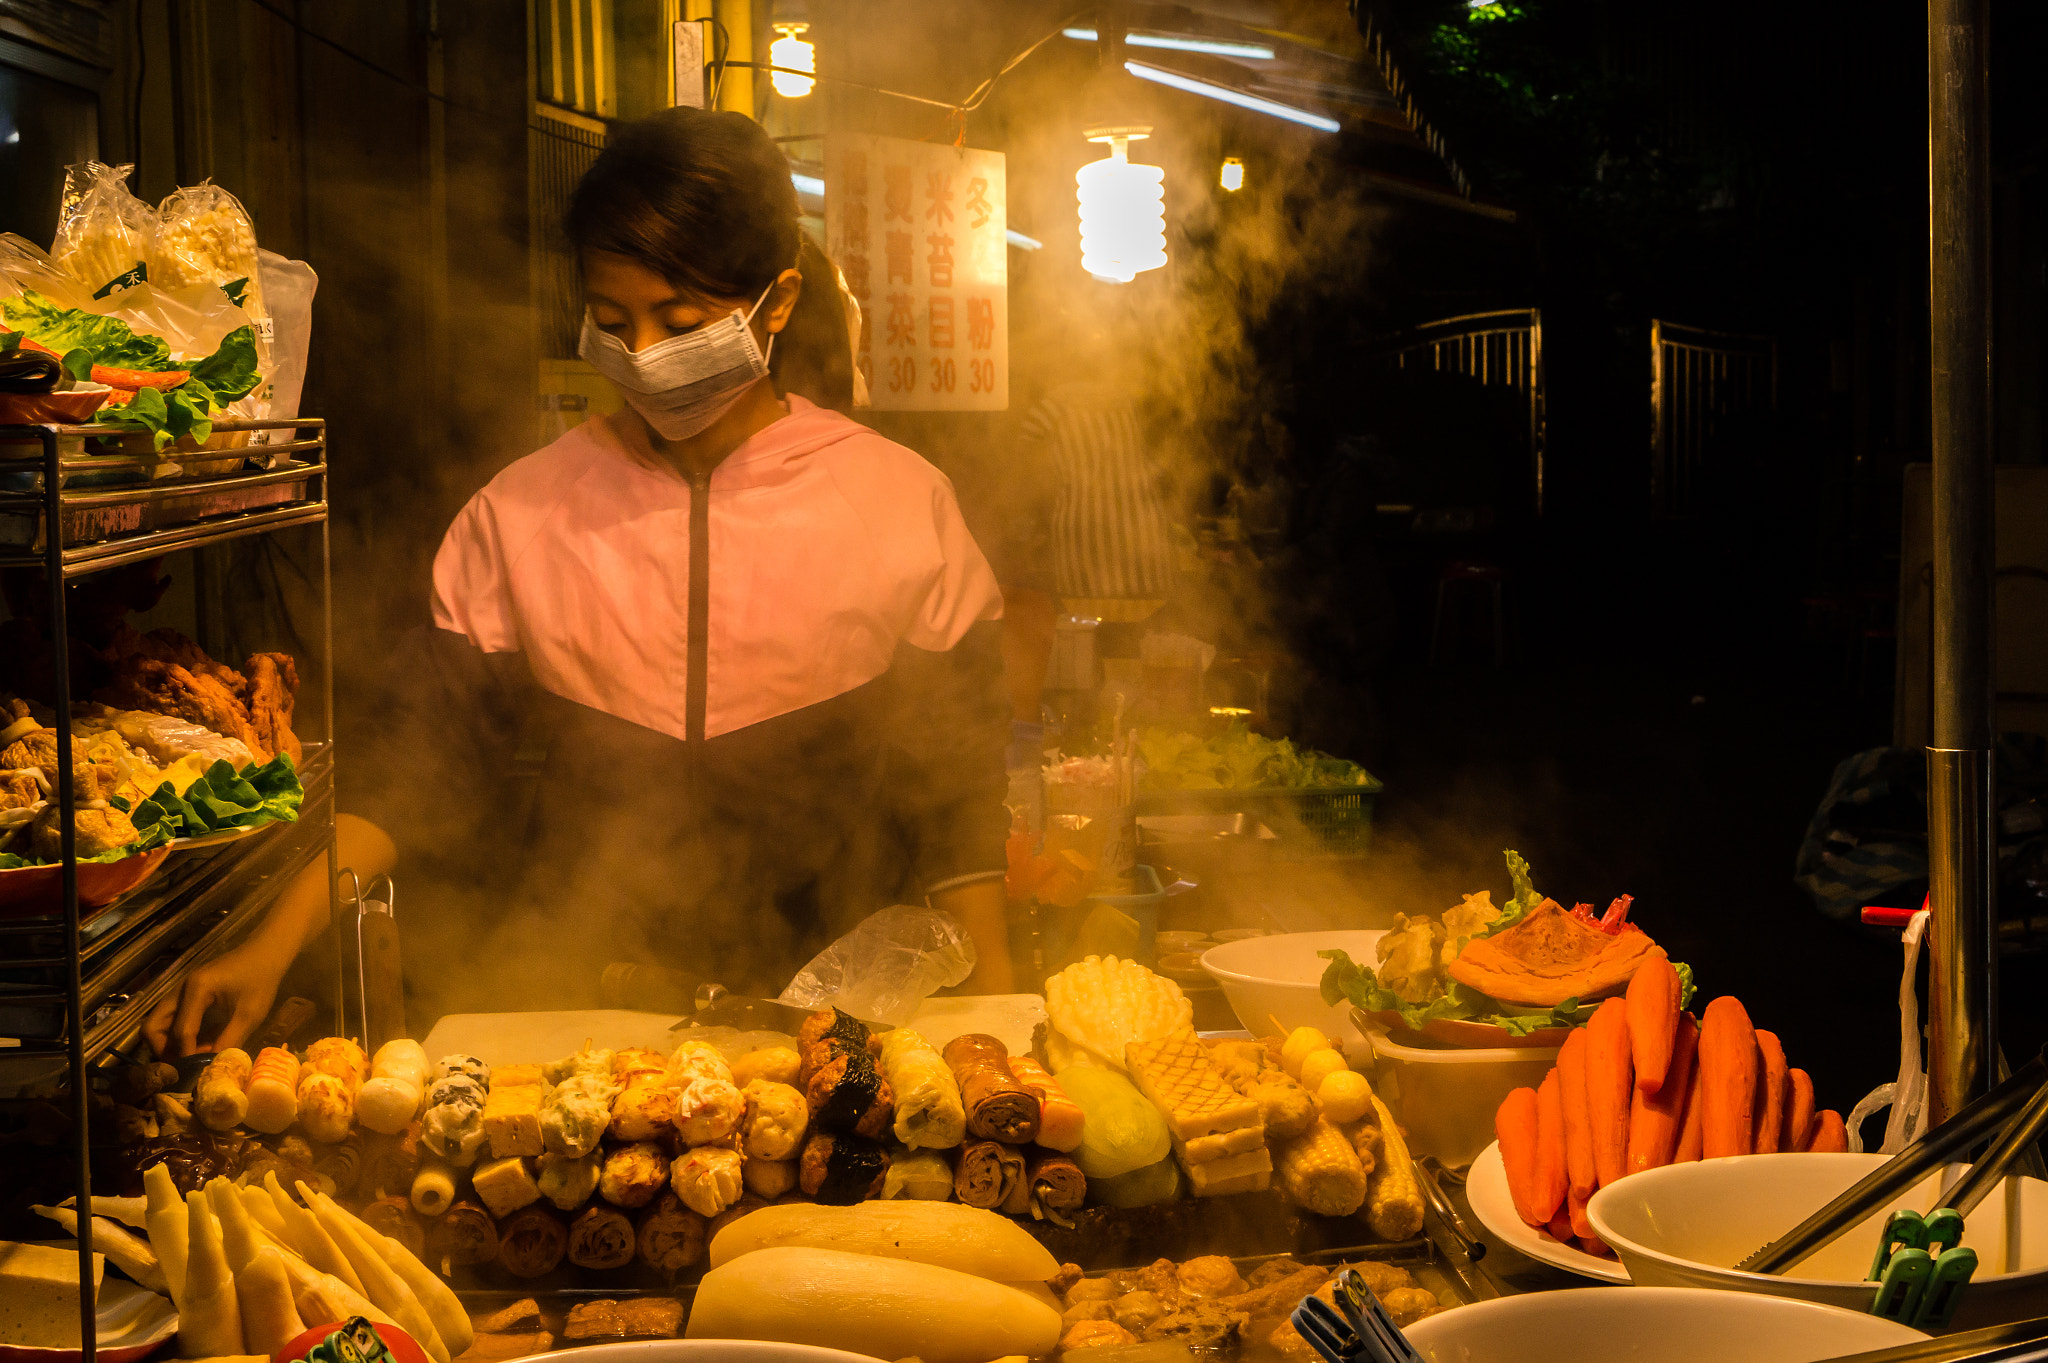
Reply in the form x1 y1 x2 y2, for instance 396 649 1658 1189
418 995 1048 1065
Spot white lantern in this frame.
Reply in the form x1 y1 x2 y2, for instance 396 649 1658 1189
1076 126 1166 284
1219 156 1245 192
769 23 815 98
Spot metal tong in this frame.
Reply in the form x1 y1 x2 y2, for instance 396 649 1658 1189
1289 1269 1428 1363
1738 1045 2048 1278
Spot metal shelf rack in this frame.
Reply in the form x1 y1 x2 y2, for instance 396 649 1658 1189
0 416 336 1363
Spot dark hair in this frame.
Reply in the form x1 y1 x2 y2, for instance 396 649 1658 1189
565 107 853 412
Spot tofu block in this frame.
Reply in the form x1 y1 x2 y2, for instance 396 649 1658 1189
484 1084 546 1158
471 1155 544 1219
1181 1145 1272 1197
492 1064 546 1089
1172 1125 1266 1164
0 1240 104 1348
1126 1035 1263 1141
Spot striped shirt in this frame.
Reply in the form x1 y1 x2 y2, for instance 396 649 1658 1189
1019 382 1175 600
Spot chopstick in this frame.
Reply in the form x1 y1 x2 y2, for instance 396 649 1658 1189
1936 1078 2048 1222
1805 1314 2048 1363
1738 1047 2048 1275
1416 1158 1486 1262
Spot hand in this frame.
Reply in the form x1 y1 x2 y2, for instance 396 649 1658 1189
142 937 289 1058
962 950 1017 995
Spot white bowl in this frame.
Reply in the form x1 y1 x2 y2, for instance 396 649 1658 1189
538 1343 875 1363
1362 1029 1560 1168
1403 1286 1925 1363
1588 1153 2048 1331
1201 929 1384 1046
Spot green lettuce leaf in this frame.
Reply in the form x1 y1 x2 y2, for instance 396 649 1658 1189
1480 848 1544 937
130 752 303 840
1318 947 1599 1036
1137 721 1376 793
187 325 259 402
1 289 172 370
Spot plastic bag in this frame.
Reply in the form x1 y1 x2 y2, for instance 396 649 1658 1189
51 163 156 297
151 182 272 366
250 250 318 453
777 903 977 1026
1847 907 1931 1153
0 232 93 309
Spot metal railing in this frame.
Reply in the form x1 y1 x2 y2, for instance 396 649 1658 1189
1367 308 1546 514
1650 318 1778 518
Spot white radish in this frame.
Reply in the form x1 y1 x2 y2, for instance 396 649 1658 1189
239 1185 289 1241
60 1194 149 1230
303 1185 449 1363
179 1189 244 1358
262 1171 363 1294
144 1164 190 1306
236 1246 307 1356
206 1178 260 1274
373 1232 473 1358
31 1205 167 1294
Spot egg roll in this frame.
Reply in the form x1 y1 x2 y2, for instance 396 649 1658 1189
360 1196 426 1260
805 1048 894 1139
877 1029 967 1150
311 1132 363 1197
425 1199 498 1271
1007 1055 1084 1153
1026 1148 1087 1217
567 1204 635 1270
362 1123 423 1200
953 1139 1024 1210
498 1205 568 1278
942 1034 1041 1144
636 1191 709 1274
881 1148 957 1200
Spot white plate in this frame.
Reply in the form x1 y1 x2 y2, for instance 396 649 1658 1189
1465 1141 1629 1283
0 1278 178 1363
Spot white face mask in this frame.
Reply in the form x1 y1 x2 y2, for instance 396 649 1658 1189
578 278 778 441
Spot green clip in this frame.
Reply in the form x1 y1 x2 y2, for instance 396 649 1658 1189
1870 1248 1933 1323
1914 1247 1979 1331
1922 1208 1966 1257
1870 1210 1928 1280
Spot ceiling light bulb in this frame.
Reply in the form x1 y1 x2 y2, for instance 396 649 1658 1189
1077 133 1167 284
770 23 815 98
1219 156 1245 191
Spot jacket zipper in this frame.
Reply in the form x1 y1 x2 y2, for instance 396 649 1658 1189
687 469 711 744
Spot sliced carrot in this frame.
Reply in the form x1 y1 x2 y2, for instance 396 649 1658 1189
1626 956 1680 1095
1784 1069 1816 1152
1628 1011 1698 1175
1808 1109 1848 1152
1534 1070 1568 1223
1586 997 1633 1187
1567 1183 1595 1241
1675 1045 1704 1161
1698 996 1758 1158
1557 1027 1598 1204
1753 1030 1789 1153
1547 1204 1575 1245
1577 1232 1612 1257
1497 1086 1547 1227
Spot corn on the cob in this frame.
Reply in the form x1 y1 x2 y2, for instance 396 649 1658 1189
1275 1117 1368 1217
1359 1090 1424 1240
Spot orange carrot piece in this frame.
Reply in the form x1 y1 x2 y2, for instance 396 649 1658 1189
1586 997 1634 1187
1577 1233 1612 1257
1753 1030 1789 1153
1558 1028 1598 1203
1698 996 1758 1158
1626 956 1680 1096
1808 1109 1848 1152
1628 1012 1698 1175
1534 1070 1568 1223
1675 1046 1704 1161
1567 1183 1595 1241
1497 1086 1547 1226
1784 1069 1816 1152
1546 1204 1575 1245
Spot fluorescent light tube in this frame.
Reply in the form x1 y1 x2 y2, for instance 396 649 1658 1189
1123 59 1339 131
1063 27 1274 59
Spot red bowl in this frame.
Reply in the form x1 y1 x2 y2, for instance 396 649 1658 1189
0 387 113 426
0 847 171 920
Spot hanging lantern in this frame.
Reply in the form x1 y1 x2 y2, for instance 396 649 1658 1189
1076 126 1167 283
769 22 815 98
1219 156 1245 192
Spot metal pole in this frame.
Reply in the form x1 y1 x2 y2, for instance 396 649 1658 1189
1925 0 1998 1123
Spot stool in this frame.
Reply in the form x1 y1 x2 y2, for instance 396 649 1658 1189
1431 560 1506 666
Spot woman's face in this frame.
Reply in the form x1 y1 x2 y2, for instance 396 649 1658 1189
583 249 801 355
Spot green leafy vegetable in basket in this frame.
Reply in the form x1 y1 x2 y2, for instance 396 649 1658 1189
1136 722 1376 792
0 753 302 869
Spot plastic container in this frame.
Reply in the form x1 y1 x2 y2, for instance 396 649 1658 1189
1588 1153 2048 1331
1359 1026 1559 1167
1200 929 1385 1047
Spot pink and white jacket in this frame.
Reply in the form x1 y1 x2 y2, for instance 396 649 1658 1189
363 398 1009 990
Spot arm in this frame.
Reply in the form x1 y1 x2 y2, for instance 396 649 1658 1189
143 813 396 1057
931 877 1014 995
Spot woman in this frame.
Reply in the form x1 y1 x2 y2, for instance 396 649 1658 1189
147 109 1012 1055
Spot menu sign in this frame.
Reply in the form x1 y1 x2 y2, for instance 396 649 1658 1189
825 133 1008 411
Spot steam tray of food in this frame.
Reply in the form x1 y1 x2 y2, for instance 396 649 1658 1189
1133 723 1381 852
0 628 307 919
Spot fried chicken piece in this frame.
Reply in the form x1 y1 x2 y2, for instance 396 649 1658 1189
103 626 247 692
0 731 110 804
241 652 301 765
97 658 268 762
32 803 140 859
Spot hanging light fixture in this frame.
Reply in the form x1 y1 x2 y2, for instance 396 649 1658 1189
769 22 815 97
1219 156 1245 191
1076 125 1166 283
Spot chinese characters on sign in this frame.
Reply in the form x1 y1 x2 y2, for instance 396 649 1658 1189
825 133 1008 411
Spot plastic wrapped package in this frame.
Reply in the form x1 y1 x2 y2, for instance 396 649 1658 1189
51 163 155 296
151 183 271 358
777 904 977 1028
251 250 318 455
